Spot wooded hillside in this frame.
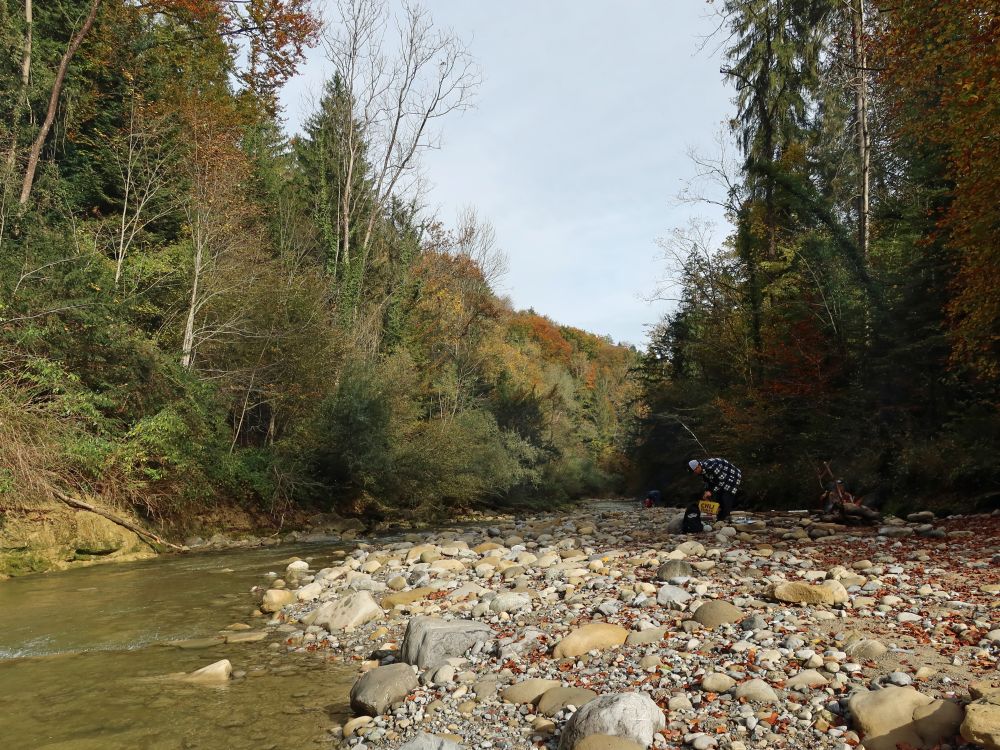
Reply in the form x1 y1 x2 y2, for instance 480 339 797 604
632 0 999 513
0 0 638 526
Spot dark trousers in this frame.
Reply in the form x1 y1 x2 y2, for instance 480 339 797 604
715 489 736 521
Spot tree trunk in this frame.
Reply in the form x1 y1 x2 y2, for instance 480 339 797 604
114 127 134 285
51 488 184 551
19 0 101 206
181 232 203 370
851 0 870 260
4 0 32 180
762 11 777 262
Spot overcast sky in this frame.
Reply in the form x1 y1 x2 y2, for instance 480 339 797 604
279 1 733 347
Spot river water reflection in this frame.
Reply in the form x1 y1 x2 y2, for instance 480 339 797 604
0 543 357 749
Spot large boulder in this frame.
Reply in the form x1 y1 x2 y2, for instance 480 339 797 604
655 560 693 581
261 589 296 613
700 673 736 693
490 592 532 614
625 627 668 646
286 559 309 575
405 544 440 562
656 585 691 609
296 581 323 602
382 587 436 609
692 600 742 628
962 689 1000 749
849 687 963 750
536 686 599 717
558 692 666 750
734 678 779 703
820 579 849 604
675 541 705 557
772 581 836 606
912 701 966 747
400 616 493 669
430 559 465 573
553 623 629 658
181 659 232 684
349 663 419 715
501 678 561 705
844 638 887 661
302 591 382 631
785 669 829 690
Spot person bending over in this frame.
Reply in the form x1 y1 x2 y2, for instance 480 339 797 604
688 457 742 522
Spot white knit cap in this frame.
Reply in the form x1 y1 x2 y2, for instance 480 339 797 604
688 459 700 471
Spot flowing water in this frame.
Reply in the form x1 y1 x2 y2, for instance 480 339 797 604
0 543 359 750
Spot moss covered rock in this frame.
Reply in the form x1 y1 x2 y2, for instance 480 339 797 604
0 504 154 576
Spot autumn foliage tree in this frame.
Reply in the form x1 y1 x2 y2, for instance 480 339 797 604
875 0 1000 378
0 0 638 531
634 0 1000 512
144 0 321 106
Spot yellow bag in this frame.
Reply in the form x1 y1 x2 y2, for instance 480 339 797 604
699 499 720 516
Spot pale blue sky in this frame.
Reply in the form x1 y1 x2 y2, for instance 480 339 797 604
279 1 732 347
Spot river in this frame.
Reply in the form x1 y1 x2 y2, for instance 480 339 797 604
0 542 359 750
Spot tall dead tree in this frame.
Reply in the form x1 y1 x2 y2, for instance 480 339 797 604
324 0 479 321
108 100 178 286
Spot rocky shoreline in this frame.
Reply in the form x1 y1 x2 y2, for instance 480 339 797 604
193 502 999 750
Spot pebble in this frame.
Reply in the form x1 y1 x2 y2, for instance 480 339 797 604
237 502 998 750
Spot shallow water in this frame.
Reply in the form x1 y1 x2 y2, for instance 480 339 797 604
0 543 357 749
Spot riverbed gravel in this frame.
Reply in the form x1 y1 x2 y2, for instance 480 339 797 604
233 503 1000 750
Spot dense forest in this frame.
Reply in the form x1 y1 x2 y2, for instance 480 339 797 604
633 0 999 513
1 0 997 535
0 0 638 529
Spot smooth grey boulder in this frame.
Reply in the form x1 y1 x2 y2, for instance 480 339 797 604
655 559 693 581
656 584 692 608
692 600 742 628
302 590 382 631
625 627 668 646
181 659 232 684
734 678 779 703
844 638 887 661
349 663 418 715
400 616 493 669
557 692 666 750
536 686 599 717
849 686 964 750
399 733 464 750
489 592 531 614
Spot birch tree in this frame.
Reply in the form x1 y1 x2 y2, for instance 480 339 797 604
108 98 179 286
178 98 257 371
322 0 479 316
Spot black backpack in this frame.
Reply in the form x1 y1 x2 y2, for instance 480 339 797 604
681 502 703 533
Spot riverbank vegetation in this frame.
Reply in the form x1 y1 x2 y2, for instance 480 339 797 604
0 0 638 529
632 0 999 512
2 0 996 537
